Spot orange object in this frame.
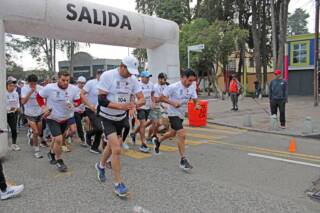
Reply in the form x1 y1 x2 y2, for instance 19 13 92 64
188 100 208 127
289 138 296 153
229 79 239 93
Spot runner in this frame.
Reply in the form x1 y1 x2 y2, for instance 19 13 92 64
36 71 81 172
152 69 201 171
21 74 46 158
133 70 154 153
74 76 87 145
6 77 20 151
147 73 168 142
95 56 144 197
82 70 103 154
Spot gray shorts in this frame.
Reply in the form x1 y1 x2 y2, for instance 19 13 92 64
149 108 161 120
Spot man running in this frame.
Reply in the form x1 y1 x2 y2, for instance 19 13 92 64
21 74 45 158
74 76 87 145
95 56 144 197
147 73 168 142
82 70 104 154
133 70 154 153
36 71 81 172
153 69 200 171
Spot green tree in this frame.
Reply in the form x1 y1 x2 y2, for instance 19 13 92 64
287 8 309 35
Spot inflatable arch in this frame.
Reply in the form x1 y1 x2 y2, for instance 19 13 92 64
0 0 180 157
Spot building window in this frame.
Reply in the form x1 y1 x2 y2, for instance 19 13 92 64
292 43 307 64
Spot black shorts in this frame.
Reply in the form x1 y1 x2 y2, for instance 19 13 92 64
137 109 151 121
47 118 76 137
101 117 127 137
169 116 184 131
25 115 42 123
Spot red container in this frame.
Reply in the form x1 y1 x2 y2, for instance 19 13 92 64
188 100 208 127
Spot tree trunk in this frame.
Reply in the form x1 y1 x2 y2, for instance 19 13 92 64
261 0 268 90
70 41 75 76
53 39 56 73
251 0 262 84
270 0 278 70
277 0 289 74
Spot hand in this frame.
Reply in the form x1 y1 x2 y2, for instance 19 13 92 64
172 101 181 108
90 105 96 113
42 106 51 118
120 103 133 111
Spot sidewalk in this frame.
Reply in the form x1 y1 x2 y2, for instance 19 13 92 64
203 96 320 137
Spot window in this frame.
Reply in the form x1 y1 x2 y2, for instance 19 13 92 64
292 43 307 64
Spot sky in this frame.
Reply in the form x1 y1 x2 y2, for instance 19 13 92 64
11 0 315 70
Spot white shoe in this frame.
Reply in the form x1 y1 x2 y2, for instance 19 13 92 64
11 144 21 151
122 142 130 150
0 184 24 200
34 151 43 159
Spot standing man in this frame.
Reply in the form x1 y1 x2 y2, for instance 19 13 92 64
74 76 87 145
82 70 103 154
21 74 45 158
95 56 144 197
36 71 81 172
147 73 168 141
153 69 200 171
229 74 241 111
269 69 288 129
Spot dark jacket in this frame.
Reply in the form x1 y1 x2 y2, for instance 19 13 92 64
269 78 288 101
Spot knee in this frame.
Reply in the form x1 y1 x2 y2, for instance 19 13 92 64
178 131 186 140
112 145 121 155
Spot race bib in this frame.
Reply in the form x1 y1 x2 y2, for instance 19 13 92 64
115 94 130 104
145 95 152 106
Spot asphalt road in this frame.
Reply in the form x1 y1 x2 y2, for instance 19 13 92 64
1 124 320 213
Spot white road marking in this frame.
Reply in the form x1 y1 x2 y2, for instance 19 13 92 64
248 153 320 168
133 205 152 213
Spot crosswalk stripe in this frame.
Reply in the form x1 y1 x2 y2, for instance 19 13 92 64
122 150 152 159
187 133 224 140
159 145 178 152
185 126 243 135
185 139 210 146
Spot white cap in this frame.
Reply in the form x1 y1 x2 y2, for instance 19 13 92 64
122 56 139 75
77 76 86 83
7 76 17 82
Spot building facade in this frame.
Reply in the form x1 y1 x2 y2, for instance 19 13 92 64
287 34 320 95
58 52 121 79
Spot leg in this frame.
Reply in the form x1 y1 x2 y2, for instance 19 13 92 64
270 100 277 116
279 100 286 126
0 161 7 192
235 94 239 109
7 113 18 145
176 129 186 158
28 120 40 147
231 94 236 109
52 135 63 160
139 119 147 145
74 112 85 141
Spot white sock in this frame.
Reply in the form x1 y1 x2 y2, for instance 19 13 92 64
34 146 40 152
99 162 104 169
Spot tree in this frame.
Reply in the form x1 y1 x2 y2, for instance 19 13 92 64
287 8 309 35
132 48 147 70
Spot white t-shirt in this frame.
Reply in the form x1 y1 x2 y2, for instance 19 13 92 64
83 78 99 107
6 90 20 113
163 81 198 119
21 84 43 117
98 68 142 121
38 83 80 122
139 81 154 110
153 83 167 108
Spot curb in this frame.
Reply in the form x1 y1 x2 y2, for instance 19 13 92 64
207 119 320 139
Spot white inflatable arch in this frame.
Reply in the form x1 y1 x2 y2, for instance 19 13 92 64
0 0 180 157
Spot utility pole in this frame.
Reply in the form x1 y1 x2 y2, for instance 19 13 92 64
314 0 319 106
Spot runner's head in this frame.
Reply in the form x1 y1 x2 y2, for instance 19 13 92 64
6 76 17 92
140 70 152 84
181 69 197 88
274 69 282 79
76 76 86 89
96 69 104 80
119 56 139 78
158 73 167 85
27 74 38 89
57 71 70 89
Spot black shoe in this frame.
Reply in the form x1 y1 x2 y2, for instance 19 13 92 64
179 157 193 171
47 152 57 165
152 137 160 154
130 133 136 145
89 148 102 154
234 107 238 111
56 159 67 172
231 108 235 111
85 134 92 147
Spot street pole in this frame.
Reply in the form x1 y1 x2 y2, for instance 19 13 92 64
314 0 319 106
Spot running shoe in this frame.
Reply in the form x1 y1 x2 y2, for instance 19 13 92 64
122 142 130 150
89 148 101 154
34 151 43 159
152 137 160 154
0 185 24 200
11 144 21 151
179 157 193 171
47 152 57 165
139 144 150 153
56 159 67 172
114 182 128 197
130 133 136 145
95 162 106 182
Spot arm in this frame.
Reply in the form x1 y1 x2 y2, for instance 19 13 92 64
98 90 132 111
160 95 180 108
80 90 96 112
135 91 145 108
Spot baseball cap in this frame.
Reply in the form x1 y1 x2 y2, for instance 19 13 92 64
274 69 282 75
77 76 86 83
7 76 17 84
140 70 152 78
122 56 139 75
